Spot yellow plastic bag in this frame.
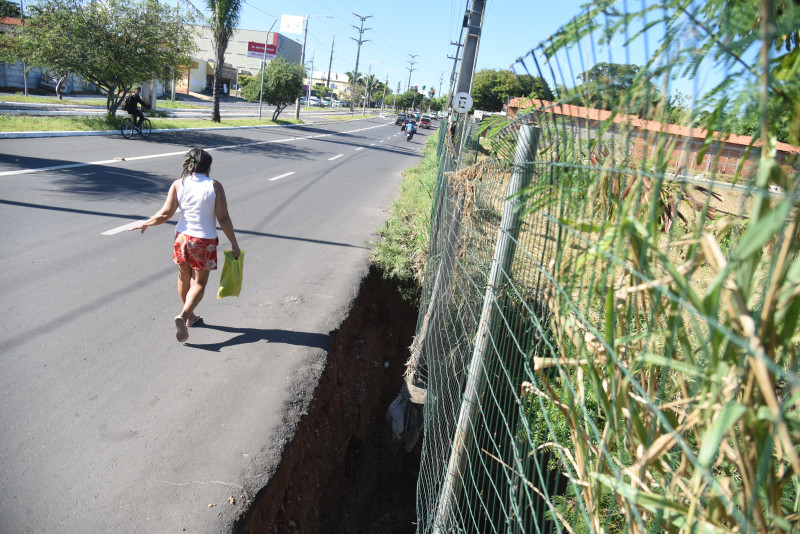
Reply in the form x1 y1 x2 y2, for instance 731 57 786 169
217 249 244 299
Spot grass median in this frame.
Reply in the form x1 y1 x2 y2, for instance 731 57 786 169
0 114 306 132
0 94 207 109
371 129 440 303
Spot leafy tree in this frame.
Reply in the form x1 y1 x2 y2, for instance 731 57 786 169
241 58 303 120
0 16 22 65
393 89 418 112
206 0 242 122
549 0 799 145
21 0 196 111
0 0 20 17
573 62 641 109
472 68 553 111
312 83 328 99
429 95 446 112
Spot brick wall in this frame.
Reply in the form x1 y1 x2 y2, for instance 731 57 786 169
508 98 799 179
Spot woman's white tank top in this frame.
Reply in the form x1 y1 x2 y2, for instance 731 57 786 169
175 173 217 238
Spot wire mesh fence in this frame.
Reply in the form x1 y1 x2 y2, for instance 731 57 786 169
408 1 800 532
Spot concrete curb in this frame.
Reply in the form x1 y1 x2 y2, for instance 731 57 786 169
0 117 385 139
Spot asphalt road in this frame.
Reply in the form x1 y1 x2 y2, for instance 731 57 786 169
0 118 431 532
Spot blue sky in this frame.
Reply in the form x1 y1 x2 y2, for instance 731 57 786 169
226 0 587 95
193 0 731 102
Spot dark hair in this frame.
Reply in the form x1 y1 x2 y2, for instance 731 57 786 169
181 148 213 180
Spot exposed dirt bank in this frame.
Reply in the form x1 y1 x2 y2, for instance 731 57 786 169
238 267 421 534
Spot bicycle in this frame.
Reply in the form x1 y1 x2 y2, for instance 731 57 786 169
120 116 151 139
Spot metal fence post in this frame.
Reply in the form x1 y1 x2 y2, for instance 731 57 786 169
433 124 540 533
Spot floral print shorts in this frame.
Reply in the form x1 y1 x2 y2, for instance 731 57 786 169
173 232 219 271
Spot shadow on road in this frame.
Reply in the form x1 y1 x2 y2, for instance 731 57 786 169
185 322 330 352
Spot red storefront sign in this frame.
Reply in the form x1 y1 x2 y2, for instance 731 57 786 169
247 41 266 58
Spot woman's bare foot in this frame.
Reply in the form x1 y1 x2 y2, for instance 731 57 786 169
187 314 202 327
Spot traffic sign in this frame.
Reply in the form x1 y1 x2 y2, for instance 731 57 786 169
452 92 473 113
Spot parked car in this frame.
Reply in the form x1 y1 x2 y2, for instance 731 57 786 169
420 115 432 129
331 99 342 107
309 96 321 106
395 112 408 125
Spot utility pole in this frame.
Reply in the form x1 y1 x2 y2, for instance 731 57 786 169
438 72 444 100
444 11 467 115
294 14 332 119
405 53 419 92
350 14 372 112
325 36 335 96
307 48 315 103
455 0 486 96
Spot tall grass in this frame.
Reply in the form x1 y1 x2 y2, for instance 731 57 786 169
371 130 441 302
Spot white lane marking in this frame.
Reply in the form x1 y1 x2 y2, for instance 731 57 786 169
355 147 364 151
5 120 396 177
370 143 376 146
269 171 295 181
328 154 343 161
102 220 148 235
0 159 121 177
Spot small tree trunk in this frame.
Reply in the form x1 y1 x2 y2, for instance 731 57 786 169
55 74 67 100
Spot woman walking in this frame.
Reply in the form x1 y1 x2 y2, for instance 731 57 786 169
131 149 240 342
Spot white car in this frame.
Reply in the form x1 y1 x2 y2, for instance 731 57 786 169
309 96 321 106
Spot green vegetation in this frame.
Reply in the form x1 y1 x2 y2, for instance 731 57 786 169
239 58 304 121
0 94 207 109
18 0 196 112
0 114 303 132
472 68 553 112
371 130 440 301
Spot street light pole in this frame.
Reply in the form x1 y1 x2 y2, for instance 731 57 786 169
307 48 315 103
259 19 278 120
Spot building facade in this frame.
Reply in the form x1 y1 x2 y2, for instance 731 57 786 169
180 27 302 96
305 71 350 98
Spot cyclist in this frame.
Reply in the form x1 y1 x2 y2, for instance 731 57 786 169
123 87 146 131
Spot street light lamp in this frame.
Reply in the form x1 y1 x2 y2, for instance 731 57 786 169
362 60 379 116
294 14 333 120
259 19 278 120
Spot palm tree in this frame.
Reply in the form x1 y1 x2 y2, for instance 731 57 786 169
345 71 362 86
206 0 243 122
363 73 378 107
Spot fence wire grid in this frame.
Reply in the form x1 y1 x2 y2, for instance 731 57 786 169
407 1 800 533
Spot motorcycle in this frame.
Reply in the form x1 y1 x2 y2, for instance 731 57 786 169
405 128 414 142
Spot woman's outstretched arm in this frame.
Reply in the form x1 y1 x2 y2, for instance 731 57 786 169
130 181 179 233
